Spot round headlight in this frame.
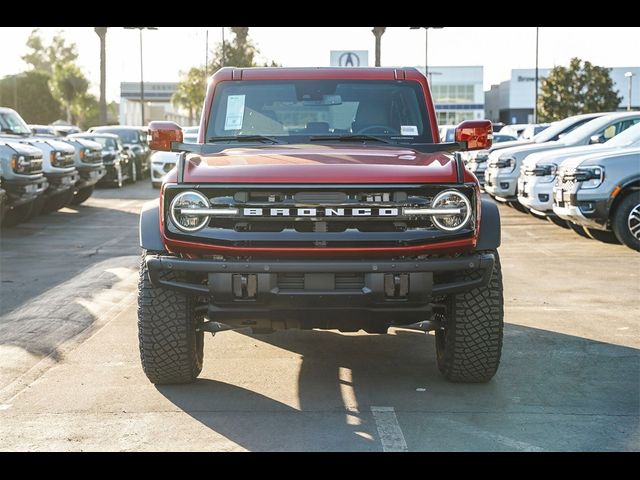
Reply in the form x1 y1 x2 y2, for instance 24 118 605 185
170 190 210 232
431 190 472 231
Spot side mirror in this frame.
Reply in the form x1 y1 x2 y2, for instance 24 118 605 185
589 135 602 144
148 121 183 152
454 120 493 151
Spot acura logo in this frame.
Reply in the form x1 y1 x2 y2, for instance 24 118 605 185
242 207 399 217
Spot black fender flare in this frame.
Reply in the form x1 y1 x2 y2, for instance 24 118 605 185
139 200 166 252
476 198 501 250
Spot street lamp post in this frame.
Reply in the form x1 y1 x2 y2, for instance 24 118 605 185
534 27 539 123
410 27 443 79
124 27 157 125
625 72 635 111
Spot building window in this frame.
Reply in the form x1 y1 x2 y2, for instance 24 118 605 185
436 111 477 125
432 84 474 104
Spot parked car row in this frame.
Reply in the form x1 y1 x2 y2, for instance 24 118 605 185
0 106 155 228
472 111 640 251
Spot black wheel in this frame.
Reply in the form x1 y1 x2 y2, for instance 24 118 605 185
116 166 123 188
71 185 95 205
547 215 570 229
509 200 529 214
1 202 33 228
435 250 504 383
40 189 75 214
612 191 640 251
584 227 621 245
567 221 591 239
138 250 204 384
127 160 138 184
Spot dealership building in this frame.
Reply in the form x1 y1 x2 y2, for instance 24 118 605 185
119 82 192 126
485 67 640 124
422 66 485 125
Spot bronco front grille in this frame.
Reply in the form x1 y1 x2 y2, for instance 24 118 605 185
163 184 477 248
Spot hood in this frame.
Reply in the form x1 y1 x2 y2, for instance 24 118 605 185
1 141 43 157
492 141 566 162
521 144 609 170
65 137 102 152
559 147 640 171
488 138 532 152
182 144 459 184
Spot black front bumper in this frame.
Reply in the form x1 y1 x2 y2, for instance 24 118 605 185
4 176 49 206
44 170 78 196
146 252 495 326
76 165 106 189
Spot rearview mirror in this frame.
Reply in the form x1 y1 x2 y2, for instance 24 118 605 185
454 120 493 151
148 121 183 151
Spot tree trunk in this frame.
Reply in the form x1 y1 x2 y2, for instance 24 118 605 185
372 27 386 67
95 27 108 124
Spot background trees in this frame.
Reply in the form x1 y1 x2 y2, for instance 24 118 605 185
172 27 280 126
538 58 622 121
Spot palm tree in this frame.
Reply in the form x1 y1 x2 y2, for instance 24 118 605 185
372 27 386 67
94 27 108 124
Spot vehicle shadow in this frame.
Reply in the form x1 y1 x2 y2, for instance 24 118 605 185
157 324 640 451
0 204 141 315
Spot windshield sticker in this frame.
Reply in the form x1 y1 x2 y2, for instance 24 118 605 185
224 95 246 130
401 125 419 136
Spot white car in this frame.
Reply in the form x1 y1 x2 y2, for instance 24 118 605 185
484 112 640 203
517 123 640 217
150 151 179 189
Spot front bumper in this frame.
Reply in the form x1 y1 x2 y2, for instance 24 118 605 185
43 170 78 196
145 252 495 326
76 165 106 189
4 176 49 206
484 169 518 200
517 176 554 214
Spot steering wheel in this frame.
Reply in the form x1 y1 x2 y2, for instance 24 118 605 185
356 125 400 135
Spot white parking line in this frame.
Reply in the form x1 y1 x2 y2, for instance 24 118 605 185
370 406 408 452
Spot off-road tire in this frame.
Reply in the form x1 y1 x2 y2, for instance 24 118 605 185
612 191 640 251
1 202 33 228
567 221 591 239
584 227 620 245
127 161 137 184
435 249 504 383
547 215 570 229
138 250 204 384
41 189 75 214
71 185 95 205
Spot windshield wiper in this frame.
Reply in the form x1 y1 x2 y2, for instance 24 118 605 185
207 135 282 144
309 134 391 144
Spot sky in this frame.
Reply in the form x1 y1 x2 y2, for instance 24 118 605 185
0 27 638 103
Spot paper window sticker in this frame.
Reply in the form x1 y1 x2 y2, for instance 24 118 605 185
224 95 246 130
401 125 419 136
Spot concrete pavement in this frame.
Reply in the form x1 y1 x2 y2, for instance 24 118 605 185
0 182 638 451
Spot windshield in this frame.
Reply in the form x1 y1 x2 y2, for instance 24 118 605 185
100 129 140 144
206 80 433 143
533 116 595 143
604 123 640 147
0 111 32 136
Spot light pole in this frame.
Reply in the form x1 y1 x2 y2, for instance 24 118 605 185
625 72 635 111
534 27 539 123
410 27 443 79
124 27 157 125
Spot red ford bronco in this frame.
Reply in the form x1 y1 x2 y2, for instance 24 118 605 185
139 67 502 385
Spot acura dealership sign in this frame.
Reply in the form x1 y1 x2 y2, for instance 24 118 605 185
330 50 369 67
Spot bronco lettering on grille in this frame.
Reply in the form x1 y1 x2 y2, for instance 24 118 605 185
242 207 400 217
